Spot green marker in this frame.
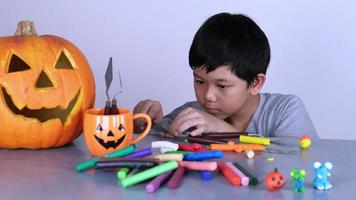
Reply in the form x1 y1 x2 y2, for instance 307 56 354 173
75 145 136 172
121 161 178 188
164 150 192 155
117 168 130 180
233 162 259 185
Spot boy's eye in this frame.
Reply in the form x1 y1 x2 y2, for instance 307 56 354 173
217 84 228 89
194 80 204 84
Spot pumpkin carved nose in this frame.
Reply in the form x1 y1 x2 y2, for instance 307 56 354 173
107 130 114 137
36 70 54 88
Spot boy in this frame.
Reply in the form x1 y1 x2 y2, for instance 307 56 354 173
133 13 318 139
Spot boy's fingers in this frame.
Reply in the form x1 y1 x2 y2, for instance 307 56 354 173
160 132 174 138
189 126 205 136
147 103 163 124
168 114 199 136
134 99 156 114
175 117 201 134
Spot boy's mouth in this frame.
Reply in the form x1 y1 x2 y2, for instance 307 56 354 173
205 107 220 114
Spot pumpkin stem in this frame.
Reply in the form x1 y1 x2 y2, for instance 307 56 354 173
14 20 37 36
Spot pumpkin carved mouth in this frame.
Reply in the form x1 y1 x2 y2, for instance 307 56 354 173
94 133 126 149
1 87 80 124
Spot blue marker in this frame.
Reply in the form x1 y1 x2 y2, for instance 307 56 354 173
184 150 224 161
201 171 213 181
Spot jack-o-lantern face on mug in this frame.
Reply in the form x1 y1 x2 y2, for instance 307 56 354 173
0 21 95 149
84 108 151 157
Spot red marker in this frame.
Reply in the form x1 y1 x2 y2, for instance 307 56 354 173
178 143 209 152
167 166 186 189
218 163 241 186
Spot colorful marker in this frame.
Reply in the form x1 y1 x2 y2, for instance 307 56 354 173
151 154 184 161
146 171 174 193
239 135 270 146
179 161 217 171
187 136 228 145
117 168 130 180
167 166 186 189
184 150 224 161
121 161 178 188
95 159 158 169
178 143 209 152
210 142 265 153
164 150 193 155
218 163 241 186
75 145 135 172
124 148 152 158
233 162 258 185
201 171 213 181
151 141 179 153
225 162 249 186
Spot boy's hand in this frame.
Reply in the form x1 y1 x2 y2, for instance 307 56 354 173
167 107 235 137
133 99 163 131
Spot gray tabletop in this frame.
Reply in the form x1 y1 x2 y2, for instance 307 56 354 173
1 132 356 200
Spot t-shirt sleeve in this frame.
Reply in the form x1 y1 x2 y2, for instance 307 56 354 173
273 95 319 139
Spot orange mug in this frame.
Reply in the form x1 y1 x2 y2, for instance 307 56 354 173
83 108 151 157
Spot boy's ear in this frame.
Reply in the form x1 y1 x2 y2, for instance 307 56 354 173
250 73 266 95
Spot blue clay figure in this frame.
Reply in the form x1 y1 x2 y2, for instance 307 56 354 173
312 161 333 190
290 169 306 192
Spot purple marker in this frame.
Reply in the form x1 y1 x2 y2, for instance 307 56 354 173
124 148 152 158
226 162 249 186
167 166 186 189
145 170 173 193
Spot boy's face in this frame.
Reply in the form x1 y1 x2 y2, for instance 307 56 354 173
193 66 252 120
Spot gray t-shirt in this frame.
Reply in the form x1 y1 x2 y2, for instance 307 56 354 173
158 93 318 139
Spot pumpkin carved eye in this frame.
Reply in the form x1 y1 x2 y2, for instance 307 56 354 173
7 54 31 73
55 52 74 69
118 124 125 131
96 124 103 131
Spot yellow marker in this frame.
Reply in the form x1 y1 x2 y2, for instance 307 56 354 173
151 154 183 161
239 135 270 146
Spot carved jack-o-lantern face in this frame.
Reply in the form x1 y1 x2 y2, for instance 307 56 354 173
94 116 129 149
84 108 152 156
0 21 95 149
265 168 286 191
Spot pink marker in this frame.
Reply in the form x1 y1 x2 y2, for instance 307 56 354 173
145 171 173 193
167 166 186 189
179 161 217 171
225 162 249 186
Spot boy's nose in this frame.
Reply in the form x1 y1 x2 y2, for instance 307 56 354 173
204 86 217 102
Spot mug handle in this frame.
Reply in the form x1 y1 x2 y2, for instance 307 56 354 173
131 113 152 144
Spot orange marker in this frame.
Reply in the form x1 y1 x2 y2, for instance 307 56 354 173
210 141 265 152
218 163 241 186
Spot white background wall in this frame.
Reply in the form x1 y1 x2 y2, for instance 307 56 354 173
1 0 355 140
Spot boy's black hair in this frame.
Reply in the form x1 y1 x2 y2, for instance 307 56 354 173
189 13 270 86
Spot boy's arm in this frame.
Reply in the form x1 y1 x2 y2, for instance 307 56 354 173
272 95 319 139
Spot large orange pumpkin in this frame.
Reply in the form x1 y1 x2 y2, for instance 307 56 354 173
0 21 95 149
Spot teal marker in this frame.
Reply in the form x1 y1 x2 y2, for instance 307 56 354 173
121 161 178 188
164 150 192 155
75 145 136 172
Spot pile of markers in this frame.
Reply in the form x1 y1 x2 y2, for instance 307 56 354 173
75 140 262 192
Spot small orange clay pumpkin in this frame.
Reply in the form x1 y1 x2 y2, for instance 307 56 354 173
0 21 95 149
265 168 286 191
